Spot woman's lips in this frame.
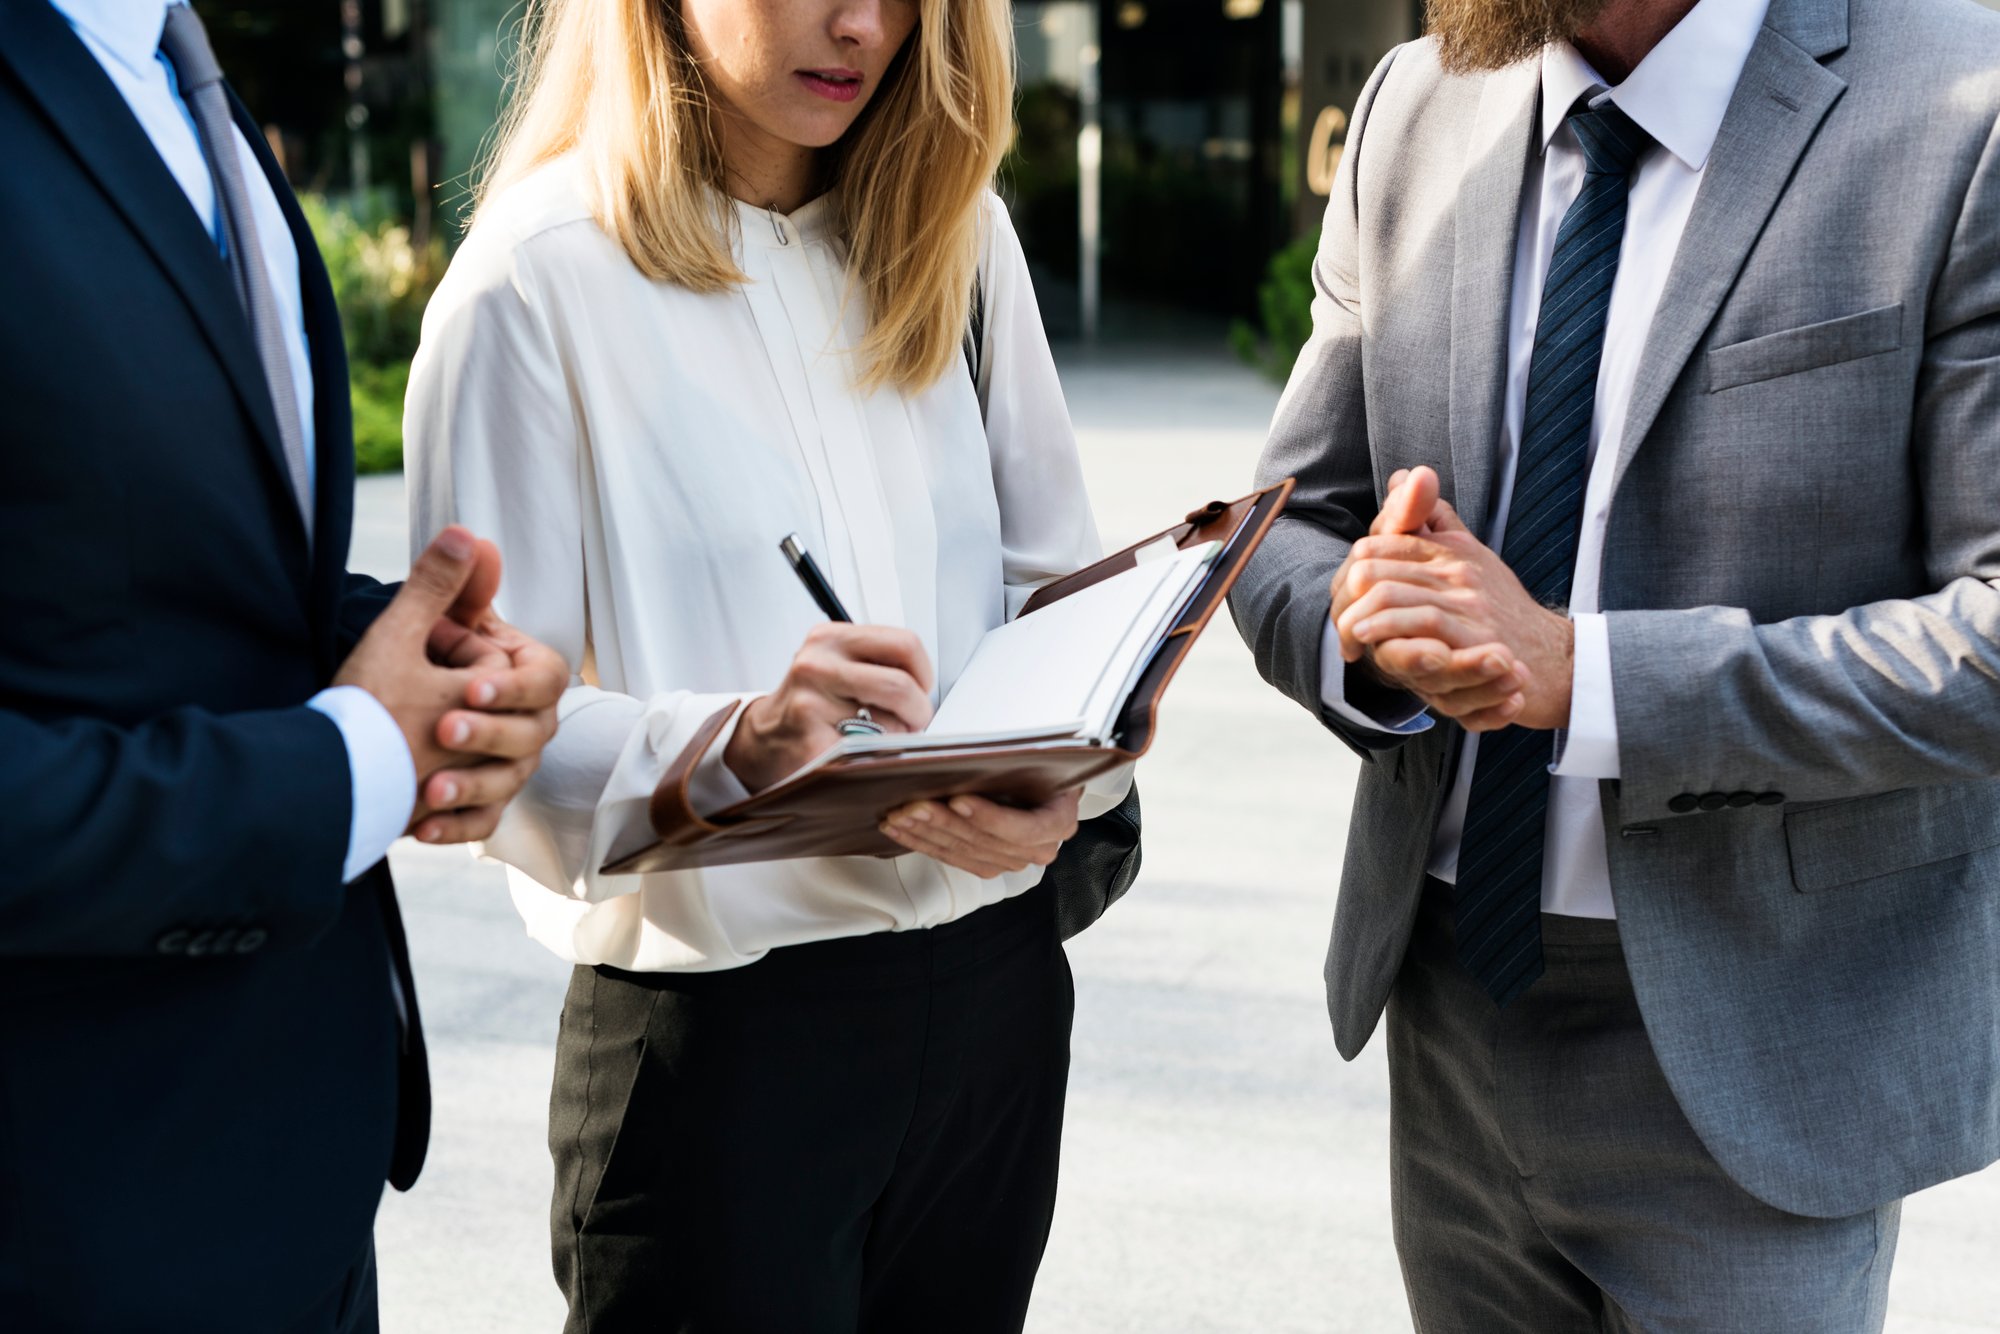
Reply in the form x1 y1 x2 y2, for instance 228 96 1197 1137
796 70 863 103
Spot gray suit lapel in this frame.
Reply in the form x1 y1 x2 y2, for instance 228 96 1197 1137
1608 0 1851 497
1448 62 1541 541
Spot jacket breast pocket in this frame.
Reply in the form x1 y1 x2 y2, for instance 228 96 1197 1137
1706 303 1903 393
1784 782 2000 892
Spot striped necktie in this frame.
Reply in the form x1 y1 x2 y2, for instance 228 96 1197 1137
1452 97 1650 1007
157 3 315 548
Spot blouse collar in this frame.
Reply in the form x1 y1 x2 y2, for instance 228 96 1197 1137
730 191 841 250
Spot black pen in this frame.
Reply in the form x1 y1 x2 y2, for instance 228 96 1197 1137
779 534 882 736
780 533 852 622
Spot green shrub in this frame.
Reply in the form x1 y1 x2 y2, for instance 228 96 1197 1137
302 193 444 473
349 360 410 476
1230 227 1319 384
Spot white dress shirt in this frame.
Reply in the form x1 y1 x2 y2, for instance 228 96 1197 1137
1320 0 1771 917
406 161 1130 971
54 0 414 882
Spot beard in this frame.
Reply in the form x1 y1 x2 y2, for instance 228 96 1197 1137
1424 0 1614 73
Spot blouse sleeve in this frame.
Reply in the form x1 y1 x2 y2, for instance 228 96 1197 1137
976 197 1134 819
404 228 753 904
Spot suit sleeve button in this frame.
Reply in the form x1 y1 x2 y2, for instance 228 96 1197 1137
186 930 218 957
210 928 239 953
1697 792 1730 812
156 930 190 955
235 928 268 954
1756 791 1785 806
1727 791 1757 808
1668 793 1699 814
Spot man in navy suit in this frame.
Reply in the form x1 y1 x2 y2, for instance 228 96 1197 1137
0 2 567 1329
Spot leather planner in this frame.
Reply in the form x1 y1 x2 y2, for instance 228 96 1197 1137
601 479 1294 875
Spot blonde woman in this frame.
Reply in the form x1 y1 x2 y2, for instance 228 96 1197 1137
406 0 1129 1327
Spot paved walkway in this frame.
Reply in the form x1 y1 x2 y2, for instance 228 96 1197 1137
354 347 1997 1332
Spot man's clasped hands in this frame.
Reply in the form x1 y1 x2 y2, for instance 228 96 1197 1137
1330 465 1574 733
332 527 567 845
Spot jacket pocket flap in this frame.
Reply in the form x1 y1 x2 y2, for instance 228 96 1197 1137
1785 782 2000 892
1707 303 1903 393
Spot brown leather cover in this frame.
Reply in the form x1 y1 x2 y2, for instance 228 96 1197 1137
602 480 1294 875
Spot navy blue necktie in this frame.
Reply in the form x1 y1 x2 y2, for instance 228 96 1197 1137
1452 99 1651 1007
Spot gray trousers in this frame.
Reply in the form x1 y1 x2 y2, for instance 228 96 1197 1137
1387 886 1900 1333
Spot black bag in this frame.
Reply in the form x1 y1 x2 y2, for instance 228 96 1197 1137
966 277 1144 940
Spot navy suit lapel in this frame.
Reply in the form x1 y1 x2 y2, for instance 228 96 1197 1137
227 89 358 662
0 2 309 560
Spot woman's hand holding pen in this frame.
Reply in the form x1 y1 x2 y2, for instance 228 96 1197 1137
725 623 937 793
881 790 1082 880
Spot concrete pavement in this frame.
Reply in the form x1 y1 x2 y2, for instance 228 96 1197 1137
354 346 1998 1332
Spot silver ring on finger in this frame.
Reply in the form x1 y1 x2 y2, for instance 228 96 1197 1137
837 704 884 737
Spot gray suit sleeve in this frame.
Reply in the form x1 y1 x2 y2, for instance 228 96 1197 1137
1228 47 1420 758
1608 114 2000 815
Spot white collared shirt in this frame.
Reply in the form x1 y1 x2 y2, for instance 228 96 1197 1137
52 0 414 882
406 162 1129 970
1322 0 1772 917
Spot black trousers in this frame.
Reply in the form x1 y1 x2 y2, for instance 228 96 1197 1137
548 885 1074 1334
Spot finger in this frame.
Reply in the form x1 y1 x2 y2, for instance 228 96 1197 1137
878 820 1021 879
422 756 537 812
1394 643 1521 694
1333 557 1458 627
428 618 510 673
1367 636 1456 687
1454 695 1529 732
806 623 937 694
435 708 556 761
1425 497 1472 535
1375 464 1440 537
807 659 934 733
465 637 570 710
945 793 1078 850
1336 580 1473 647
1348 533 1455 567
1349 605 1487 652
884 802 1045 871
411 803 506 846
381 527 480 642
1416 673 1530 720
447 538 503 630
888 800 1051 865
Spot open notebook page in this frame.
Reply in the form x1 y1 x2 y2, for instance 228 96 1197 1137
922 540 1220 742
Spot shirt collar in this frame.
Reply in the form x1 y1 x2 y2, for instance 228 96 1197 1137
48 0 176 81
1539 0 1773 171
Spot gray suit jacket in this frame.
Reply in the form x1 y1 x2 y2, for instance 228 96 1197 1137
1230 0 2000 1218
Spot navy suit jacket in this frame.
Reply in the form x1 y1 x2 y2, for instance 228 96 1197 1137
0 4 426 1327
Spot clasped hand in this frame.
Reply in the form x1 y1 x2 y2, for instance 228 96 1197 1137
723 623 1081 878
1329 466 1574 732
333 526 568 844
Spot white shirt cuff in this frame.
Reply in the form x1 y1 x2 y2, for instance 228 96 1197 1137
1551 613 1620 779
1318 617 1433 735
308 685 418 883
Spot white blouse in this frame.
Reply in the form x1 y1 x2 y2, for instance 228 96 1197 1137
405 159 1130 971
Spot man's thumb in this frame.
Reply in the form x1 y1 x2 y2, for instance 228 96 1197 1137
388 527 480 635
1380 465 1440 535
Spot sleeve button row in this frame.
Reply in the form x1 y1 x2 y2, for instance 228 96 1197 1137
1668 790 1785 815
154 927 268 956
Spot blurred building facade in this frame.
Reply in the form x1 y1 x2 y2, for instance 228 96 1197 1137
203 0 1425 338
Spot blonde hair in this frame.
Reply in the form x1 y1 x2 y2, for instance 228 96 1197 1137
477 0 1015 391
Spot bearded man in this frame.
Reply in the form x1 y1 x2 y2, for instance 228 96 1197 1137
1228 0 2000 1325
